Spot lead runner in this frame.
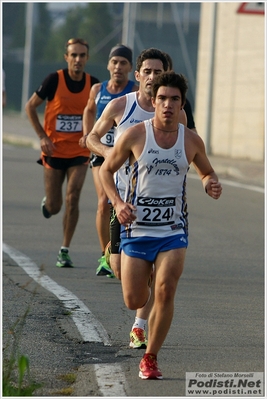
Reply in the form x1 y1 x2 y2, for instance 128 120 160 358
99 71 222 379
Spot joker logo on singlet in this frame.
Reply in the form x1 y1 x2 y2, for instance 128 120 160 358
136 196 176 227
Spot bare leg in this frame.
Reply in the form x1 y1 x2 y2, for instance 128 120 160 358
112 252 153 324
146 248 186 356
43 167 65 215
62 164 88 247
136 278 154 320
92 166 111 252
110 253 121 278
121 252 153 310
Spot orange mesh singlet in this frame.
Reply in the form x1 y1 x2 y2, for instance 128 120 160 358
43 69 91 158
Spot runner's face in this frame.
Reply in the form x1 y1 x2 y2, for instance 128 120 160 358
108 56 132 84
65 43 89 77
152 86 183 126
135 59 165 96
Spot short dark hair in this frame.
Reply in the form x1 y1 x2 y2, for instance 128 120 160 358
162 52 173 71
136 48 169 72
151 71 188 106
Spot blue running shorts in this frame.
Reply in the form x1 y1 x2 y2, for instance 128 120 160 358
120 234 188 262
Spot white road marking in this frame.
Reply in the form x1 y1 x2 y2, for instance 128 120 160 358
3 243 128 396
2 242 110 345
188 174 264 194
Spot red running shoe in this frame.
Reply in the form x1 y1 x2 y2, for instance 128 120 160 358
139 353 163 379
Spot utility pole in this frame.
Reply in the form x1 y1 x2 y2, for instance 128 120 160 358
205 2 217 154
122 3 137 81
122 3 136 50
21 3 35 116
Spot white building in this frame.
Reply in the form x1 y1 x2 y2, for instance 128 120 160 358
195 2 265 161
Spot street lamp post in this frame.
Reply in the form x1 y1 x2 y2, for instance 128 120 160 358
21 3 35 116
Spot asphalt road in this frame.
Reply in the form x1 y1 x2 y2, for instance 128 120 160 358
2 143 264 397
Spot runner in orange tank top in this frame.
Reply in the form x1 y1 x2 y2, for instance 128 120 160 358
25 38 99 268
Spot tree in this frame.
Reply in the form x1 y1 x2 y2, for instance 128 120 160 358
3 3 120 63
3 3 26 49
43 3 120 63
3 3 52 62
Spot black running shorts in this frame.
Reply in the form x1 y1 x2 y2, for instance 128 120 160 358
37 155 89 170
90 154 105 168
110 206 121 254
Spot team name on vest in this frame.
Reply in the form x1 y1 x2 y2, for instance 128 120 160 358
137 197 175 207
153 157 178 168
130 118 143 124
57 115 82 121
145 157 180 175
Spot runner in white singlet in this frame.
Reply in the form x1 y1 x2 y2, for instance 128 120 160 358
99 72 222 380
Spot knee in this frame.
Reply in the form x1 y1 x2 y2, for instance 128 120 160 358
124 296 139 310
157 282 177 304
66 192 80 210
97 195 110 214
123 289 150 310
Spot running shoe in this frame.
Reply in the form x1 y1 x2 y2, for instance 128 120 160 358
106 272 115 279
41 196 52 219
139 353 163 380
56 249 74 268
129 328 148 349
96 255 114 277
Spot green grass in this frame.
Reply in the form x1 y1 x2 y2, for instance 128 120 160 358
3 354 42 396
2 284 42 396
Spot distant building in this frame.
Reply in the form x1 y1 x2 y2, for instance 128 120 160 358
195 2 264 161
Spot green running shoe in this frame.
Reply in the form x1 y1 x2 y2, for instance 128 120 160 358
96 255 114 277
56 249 74 268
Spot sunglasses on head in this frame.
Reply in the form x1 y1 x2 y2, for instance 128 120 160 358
66 38 89 50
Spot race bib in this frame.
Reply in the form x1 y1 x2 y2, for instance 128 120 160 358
56 115 82 133
136 196 176 226
100 128 114 147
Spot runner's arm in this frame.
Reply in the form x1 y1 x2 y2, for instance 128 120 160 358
99 129 137 224
25 93 55 156
86 96 125 159
190 134 222 199
79 83 99 148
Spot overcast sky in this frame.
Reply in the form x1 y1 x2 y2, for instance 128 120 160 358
47 2 87 11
